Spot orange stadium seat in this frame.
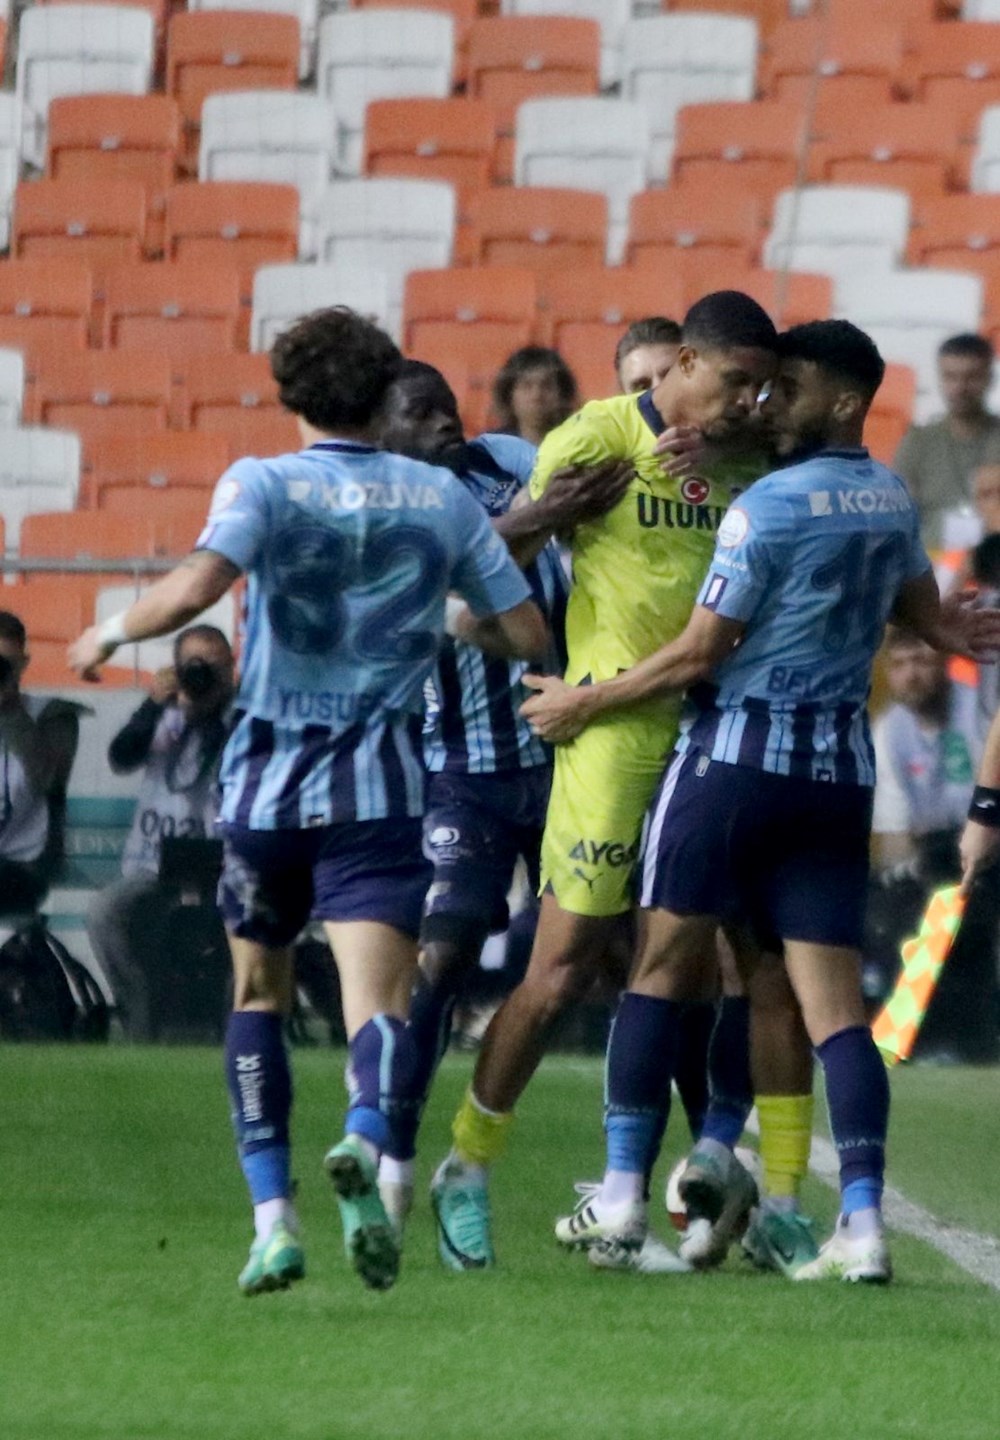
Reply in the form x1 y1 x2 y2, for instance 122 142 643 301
467 187 607 271
3 576 93 686
101 263 242 357
87 430 229 510
176 352 297 461
100 487 212 547
12 178 147 266
30 352 174 456
403 266 538 372
671 102 807 210
0 261 93 381
864 361 917 463
167 12 300 167
624 180 762 270
164 181 299 276
762 18 906 112
46 95 182 256
729 268 834 329
20 509 154 565
535 267 687 384
808 104 963 197
364 97 497 231
907 22 1000 137
663 0 788 33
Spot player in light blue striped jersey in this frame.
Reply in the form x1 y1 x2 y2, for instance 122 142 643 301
68 308 547 1297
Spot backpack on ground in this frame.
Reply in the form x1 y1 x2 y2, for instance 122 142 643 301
0 919 109 1042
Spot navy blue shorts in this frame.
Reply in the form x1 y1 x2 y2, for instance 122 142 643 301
639 749 873 949
219 818 431 946
421 766 551 941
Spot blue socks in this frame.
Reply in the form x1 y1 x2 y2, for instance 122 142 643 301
346 1014 421 1154
673 1000 714 1140
816 1025 889 1215
383 973 458 1162
700 995 754 1148
225 1010 292 1204
604 993 680 1177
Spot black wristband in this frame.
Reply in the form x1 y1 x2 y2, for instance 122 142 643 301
969 786 1000 827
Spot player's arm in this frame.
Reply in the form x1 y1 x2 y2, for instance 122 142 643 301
448 486 549 661
960 705 1000 889
891 569 1000 660
450 596 548 661
521 606 744 743
494 460 633 567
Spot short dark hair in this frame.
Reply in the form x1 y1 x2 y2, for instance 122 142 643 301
778 319 886 403
614 316 682 372
174 624 232 667
0 611 26 648
681 290 778 354
385 359 458 409
938 332 994 366
270 306 402 431
972 533 1000 589
491 346 578 430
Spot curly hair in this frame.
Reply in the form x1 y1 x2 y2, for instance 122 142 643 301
270 306 402 432
490 346 579 434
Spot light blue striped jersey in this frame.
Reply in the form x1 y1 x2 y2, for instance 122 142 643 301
195 440 531 828
684 446 932 786
423 433 569 774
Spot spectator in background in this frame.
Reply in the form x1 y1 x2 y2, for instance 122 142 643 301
894 334 1000 550
0 612 80 916
87 624 234 1040
491 345 578 444
614 316 682 394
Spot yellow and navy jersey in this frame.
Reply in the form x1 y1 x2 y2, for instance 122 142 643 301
529 390 762 685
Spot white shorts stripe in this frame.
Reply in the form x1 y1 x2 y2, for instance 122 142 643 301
639 749 687 910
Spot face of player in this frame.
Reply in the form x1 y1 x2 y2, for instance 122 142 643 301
508 365 570 443
886 642 948 715
618 342 679 395
974 465 1000 534
379 377 467 470
759 357 853 458
939 352 992 421
674 343 775 443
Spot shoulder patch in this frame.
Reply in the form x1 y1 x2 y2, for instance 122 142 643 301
717 506 750 548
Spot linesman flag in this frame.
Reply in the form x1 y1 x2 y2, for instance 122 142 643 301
871 884 967 1066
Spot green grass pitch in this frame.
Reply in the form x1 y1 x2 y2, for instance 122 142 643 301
4 1047 999 1440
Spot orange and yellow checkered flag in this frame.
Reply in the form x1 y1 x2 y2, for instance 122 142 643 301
871 884 967 1066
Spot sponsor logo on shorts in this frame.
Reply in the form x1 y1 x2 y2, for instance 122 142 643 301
568 839 640 868
681 475 711 506
429 826 461 849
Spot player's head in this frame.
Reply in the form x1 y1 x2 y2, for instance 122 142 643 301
270 306 402 436
491 346 578 444
665 291 778 442
762 319 885 458
615 317 682 394
937 332 993 422
884 628 949 716
378 360 467 470
0 610 27 703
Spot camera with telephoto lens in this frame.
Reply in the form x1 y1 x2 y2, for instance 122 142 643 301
0 653 14 687
176 656 219 701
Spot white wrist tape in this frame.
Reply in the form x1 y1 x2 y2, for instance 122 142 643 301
96 611 130 651
444 597 467 637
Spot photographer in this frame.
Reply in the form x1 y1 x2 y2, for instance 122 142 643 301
0 611 80 916
87 625 234 1040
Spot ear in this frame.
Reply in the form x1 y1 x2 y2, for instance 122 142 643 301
676 344 698 377
833 389 863 424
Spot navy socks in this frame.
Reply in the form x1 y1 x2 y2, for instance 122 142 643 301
816 1024 889 1214
604 993 680 1177
225 1010 292 1204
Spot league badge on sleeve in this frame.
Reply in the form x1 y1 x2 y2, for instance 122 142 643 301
717 506 749 548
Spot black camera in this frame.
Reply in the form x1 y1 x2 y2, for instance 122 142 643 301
0 653 14 687
176 656 219 700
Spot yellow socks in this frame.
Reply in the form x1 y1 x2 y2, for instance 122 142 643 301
756 1093 814 1201
452 1088 514 1167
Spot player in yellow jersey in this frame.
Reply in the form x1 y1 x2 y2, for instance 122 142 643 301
430 292 780 1270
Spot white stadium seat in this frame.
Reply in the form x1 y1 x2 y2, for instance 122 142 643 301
500 0 632 89
836 268 984 420
621 14 758 179
972 106 1000 192
187 0 318 81
199 90 338 258
514 96 651 263
0 426 81 549
250 262 392 351
0 349 25 428
317 9 454 177
17 6 155 168
96 584 236 675
765 186 911 281
315 178 455 338
0 95 22 253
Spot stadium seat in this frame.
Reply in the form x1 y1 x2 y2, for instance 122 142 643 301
12 178 147 267
317 9 454 176
624 179 761 271
671 102 807 212
187 0 319 81
0 576 96 688
46 95 181 256
351 0 476 86
0 95 22 254
177 351 297 460
864 361 917 463
535 266 687 383
88 430 229 510
17 5 156 168
0 260 94 381
167 12 300 169
661 264 834 328
764 186 911 282
762 17 905 112
620 13 758 180
973 105 1000 192
0 425 81 548
101 263 242 358
250 262 393 350
403 266 537 374
514 98 652 264
315 178 455 336
908 22 1000 137
164 182 300 299
30 352 174 455
500 0 629 89
20 510 155 571
808 104 964 197
0 349 24 427
907 192 1000 323
198 90 337 258
835 268 984 418
663 0 787 31
468 17 600 181
467 186 607 272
